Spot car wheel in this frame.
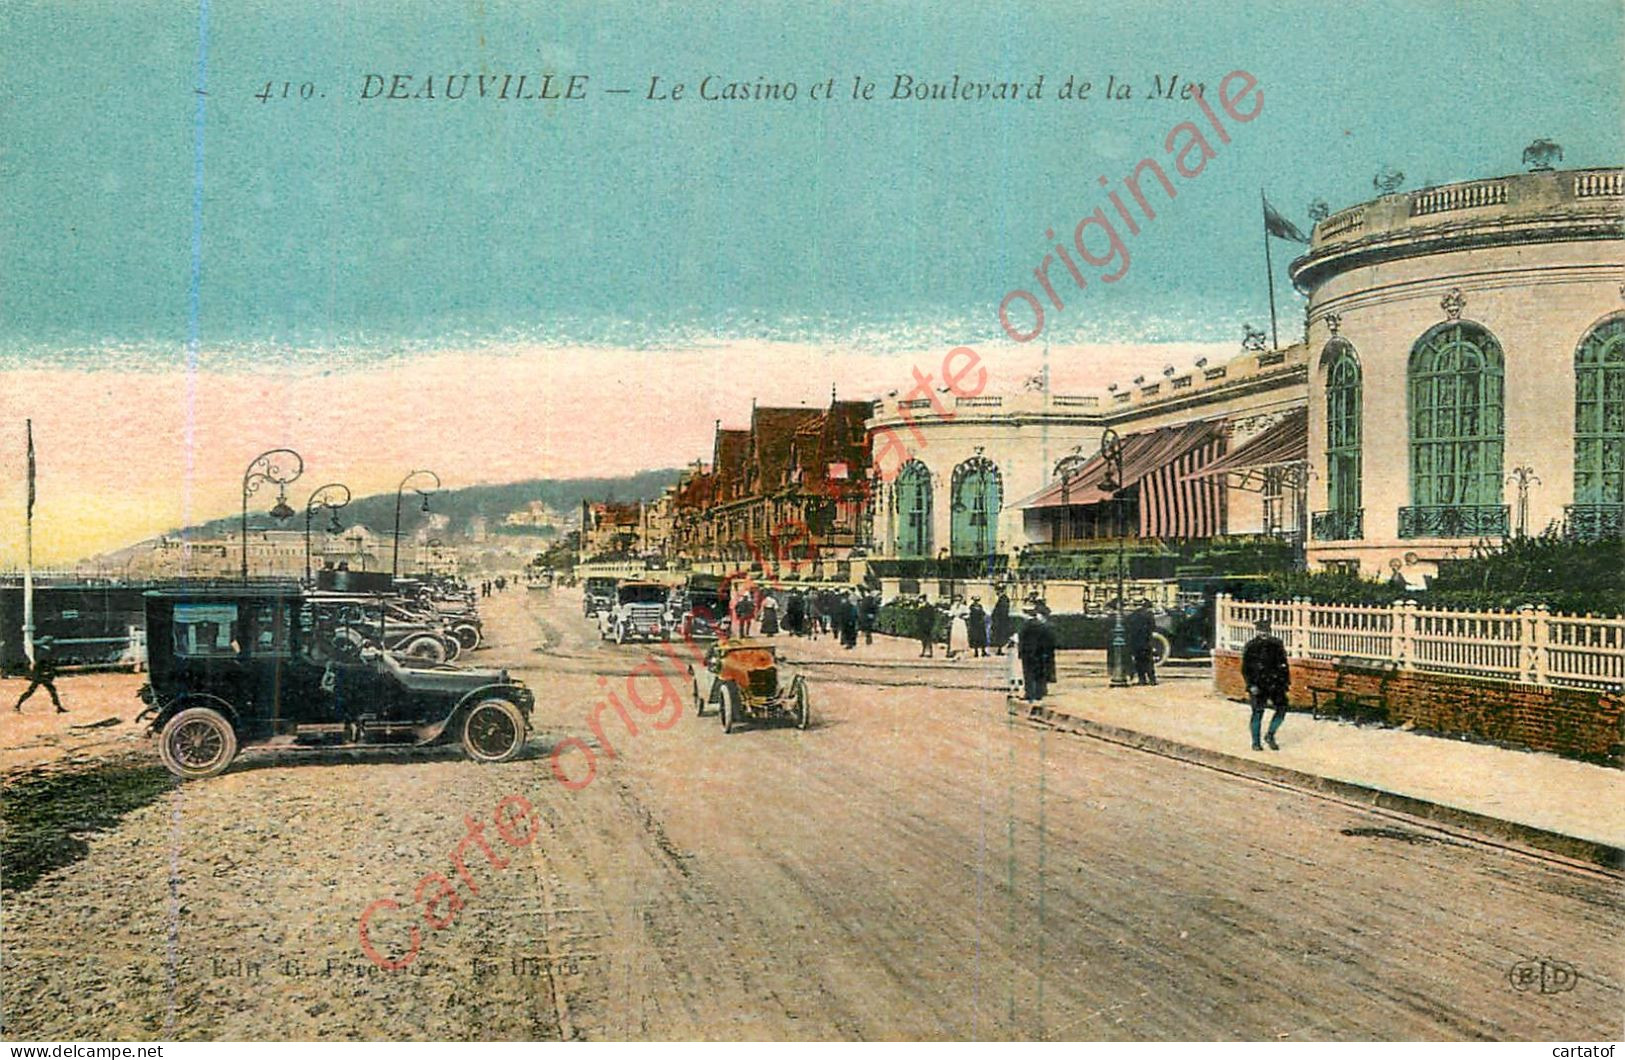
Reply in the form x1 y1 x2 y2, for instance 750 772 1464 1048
792 675 811 730
158 706 238 780
614 623 627 645
401 635 446 664
719 681 741 735
453 623 482 651
1150 631 1171 666
692 678 706 716
461 698 527 763
441 635 462 663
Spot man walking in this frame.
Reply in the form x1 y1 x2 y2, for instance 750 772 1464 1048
914 595 936 658
1242 618 1291 750
733 592 755 638
1127 600 1158 685
990 590 1014 656
14 637 66 714
858 590 878 646
1017 603 1057 704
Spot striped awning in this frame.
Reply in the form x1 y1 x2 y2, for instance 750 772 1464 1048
1182 408 1307 481
1016 420 1229 537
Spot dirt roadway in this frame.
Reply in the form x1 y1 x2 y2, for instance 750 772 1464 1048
1 588 1620 1040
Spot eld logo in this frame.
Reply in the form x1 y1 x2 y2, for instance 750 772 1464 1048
1508 957 1578 994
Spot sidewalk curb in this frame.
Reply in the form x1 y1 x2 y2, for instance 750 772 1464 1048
1021 702 1625 872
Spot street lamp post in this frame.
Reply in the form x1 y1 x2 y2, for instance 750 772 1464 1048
1098 429 1131 688
1507 465 1540 538
304 483 352 585
392 469 440 579
241 449 304 581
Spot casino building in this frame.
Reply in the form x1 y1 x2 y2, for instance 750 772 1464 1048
1291 163 1625 576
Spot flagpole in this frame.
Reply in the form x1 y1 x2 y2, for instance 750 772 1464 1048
23 419 35 666
1261 188 1279 351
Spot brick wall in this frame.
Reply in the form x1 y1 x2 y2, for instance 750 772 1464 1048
1214 652 1625 766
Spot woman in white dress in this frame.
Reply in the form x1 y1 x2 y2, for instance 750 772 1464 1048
947 597 970 659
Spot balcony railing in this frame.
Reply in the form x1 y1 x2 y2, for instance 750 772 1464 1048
1311 509 1363 541
1397 504 1509 539
1564 503 1625 541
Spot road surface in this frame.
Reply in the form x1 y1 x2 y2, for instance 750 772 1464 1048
2 586 1618 1040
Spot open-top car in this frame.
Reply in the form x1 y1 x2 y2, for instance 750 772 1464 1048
687 638 810 734
136 587 533 779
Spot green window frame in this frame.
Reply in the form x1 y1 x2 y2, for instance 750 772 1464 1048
894 460 932 559
1408 322 1505 508
1325 342 1362 515
1574 314 1625 505
949 457 1003 558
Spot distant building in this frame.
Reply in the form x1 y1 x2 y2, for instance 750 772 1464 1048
1291 164 1624 576
579 500 643 559
667 396 874 567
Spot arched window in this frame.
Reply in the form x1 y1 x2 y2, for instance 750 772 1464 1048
949 456 1003 558
1404 322 1506 537
1322 341 1362 539
893 460 932 558
1574 314 1625 519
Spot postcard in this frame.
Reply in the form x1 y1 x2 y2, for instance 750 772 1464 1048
1 0 1621 1046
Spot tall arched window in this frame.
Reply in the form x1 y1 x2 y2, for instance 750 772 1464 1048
1321 341 1362 539
1404 322 1506 537
949 456 1003 558
1574 315 1625 534
893 460 932 558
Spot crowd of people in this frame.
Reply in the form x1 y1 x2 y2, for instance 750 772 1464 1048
731 586 881 649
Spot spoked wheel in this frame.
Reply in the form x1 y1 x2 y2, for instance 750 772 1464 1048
441 635 462 663
462 699 527 763
1150 631 1171 666
614 623 627 645
401 635 446 664
719 681 742 735
158 707 238 779
791 675 811 730
453 623 482 651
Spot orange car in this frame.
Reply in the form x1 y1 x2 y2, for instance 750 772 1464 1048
688 638 811 734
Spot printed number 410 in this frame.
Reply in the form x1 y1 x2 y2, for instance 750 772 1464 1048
256 81 317 102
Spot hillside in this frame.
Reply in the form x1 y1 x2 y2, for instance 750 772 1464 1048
167 468 682 542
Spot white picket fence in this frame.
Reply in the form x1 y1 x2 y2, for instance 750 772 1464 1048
1214 594 1625 691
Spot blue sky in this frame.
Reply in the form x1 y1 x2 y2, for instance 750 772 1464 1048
3 0 1622 363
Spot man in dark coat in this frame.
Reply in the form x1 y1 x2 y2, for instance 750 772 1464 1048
967 598 988 657
14 637 66 713
839 591 859 649
1241 619 1291 750
1017 606 1057 703
990 591 1014 655
733 592 755 638
1126 601 1158 685
915 596 936 658
858 591 879 646
785 590 805 636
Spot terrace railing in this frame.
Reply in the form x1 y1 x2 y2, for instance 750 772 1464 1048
1215 594 1625 691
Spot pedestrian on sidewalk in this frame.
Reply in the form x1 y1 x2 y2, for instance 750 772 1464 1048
1127 600 1158 685
837 590 857 649
1242 618 1291 751
859 590 878 646
967 597 988 657
13 637 66 714
785 590 805 637
946 597 969 659
733 592 755 638
990 590 1014 656
1017 604 1057 703
914 595 936 658
759 593 780 636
